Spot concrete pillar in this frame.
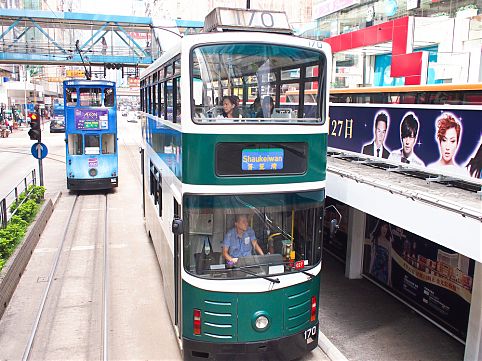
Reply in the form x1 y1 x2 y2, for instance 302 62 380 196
345 207 365 279
464 261 482 361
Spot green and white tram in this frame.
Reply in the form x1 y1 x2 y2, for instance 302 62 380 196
140 8 331 361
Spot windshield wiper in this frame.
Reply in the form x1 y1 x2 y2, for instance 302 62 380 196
234 265 280 284
286 263 315 279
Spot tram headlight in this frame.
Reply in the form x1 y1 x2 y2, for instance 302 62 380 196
252 312 270 332
89 168 98 177
255 316 269 330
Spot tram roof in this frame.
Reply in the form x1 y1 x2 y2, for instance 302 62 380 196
63 80 116 87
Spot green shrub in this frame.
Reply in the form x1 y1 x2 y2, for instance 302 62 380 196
1 185 45 271
28 185 45 204
15 199 39 223
9 185 45 214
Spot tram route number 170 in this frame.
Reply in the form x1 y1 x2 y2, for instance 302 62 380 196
304 325 317 341
221 8 290 29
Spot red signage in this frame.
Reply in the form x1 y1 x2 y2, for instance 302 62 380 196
128 77 140 88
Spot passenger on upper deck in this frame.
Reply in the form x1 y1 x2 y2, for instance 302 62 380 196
388 112 424 166
256 96 274 118
222 95 239 119
223 214 264 265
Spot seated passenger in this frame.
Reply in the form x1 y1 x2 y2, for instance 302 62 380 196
248 96 261 117
256 96 274 118
223 214 264 264
221 95 240 119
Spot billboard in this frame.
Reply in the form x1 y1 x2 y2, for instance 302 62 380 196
363 214 475 340
329 105 481 179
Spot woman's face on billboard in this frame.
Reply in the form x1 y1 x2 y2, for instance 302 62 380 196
440 127 458 163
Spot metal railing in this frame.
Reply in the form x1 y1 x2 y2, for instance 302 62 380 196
0 169 37 229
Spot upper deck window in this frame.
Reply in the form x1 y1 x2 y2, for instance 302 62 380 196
66 87 78 106
80 88 102 107
191 43 326 124
104 88 115 107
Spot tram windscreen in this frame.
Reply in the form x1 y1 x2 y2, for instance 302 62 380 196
191 43 326 123
183 190 324 279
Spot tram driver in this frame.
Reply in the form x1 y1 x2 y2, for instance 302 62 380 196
223 214 264 265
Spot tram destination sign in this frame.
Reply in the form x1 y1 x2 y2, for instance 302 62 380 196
75 109 109 130
242 148 284 171
215 142 307 176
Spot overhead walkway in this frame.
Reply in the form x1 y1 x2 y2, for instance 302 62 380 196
0 9 155 66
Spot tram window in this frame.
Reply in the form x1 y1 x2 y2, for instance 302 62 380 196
80 88 102 107
66 87 78 106
84 134 100 155
191 43 326 124
104 88 115 107
306 65 318 77
149 164 162 216
173 60 180 76
167 80 173 121
140 88 145 111
102 134 116 154
152 82 157 116
175 77 181 123
183 191 323 279
67 134 83 155
159 82 165 119
281 68 299 81
166 64 173 77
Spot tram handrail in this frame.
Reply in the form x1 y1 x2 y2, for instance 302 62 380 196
0 169 37 229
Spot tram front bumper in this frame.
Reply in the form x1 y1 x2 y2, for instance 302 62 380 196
183 322 319 361
67 177 118 190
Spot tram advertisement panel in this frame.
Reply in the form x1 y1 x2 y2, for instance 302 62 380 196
323 197 349 262
328 105 481 179
75 109 109 130
363 214 475 340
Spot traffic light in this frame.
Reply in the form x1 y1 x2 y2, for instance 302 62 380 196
28 112 41 141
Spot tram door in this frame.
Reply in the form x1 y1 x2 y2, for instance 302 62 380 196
173 198 182 335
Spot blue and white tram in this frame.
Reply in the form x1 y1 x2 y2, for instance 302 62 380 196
64 79 118 190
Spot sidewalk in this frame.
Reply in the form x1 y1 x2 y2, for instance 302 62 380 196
318 253 464 361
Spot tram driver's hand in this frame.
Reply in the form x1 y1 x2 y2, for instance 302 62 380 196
232 258 238 263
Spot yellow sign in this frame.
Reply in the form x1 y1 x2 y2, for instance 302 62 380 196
66 70 85 77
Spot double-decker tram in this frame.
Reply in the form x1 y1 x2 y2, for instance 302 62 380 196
140 8 331 360
63 79 118 190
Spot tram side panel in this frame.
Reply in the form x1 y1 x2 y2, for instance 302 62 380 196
143 147 177 326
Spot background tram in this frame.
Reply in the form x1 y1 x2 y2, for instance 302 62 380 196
63 79 119 190
140 8 331 361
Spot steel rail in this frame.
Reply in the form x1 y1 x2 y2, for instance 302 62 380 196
22 194 79 361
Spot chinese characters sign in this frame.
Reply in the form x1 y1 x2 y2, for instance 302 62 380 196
242 148 284 171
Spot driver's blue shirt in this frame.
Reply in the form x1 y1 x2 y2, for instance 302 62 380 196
223 227 256 257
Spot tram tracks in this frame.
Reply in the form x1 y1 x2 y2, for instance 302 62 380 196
21 193 111 360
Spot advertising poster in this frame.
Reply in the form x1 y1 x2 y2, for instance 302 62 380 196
363 214 475 339
323 197 349 262
74 109 109 130
328 105 481 179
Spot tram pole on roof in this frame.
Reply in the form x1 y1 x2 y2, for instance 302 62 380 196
75 40 92 80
